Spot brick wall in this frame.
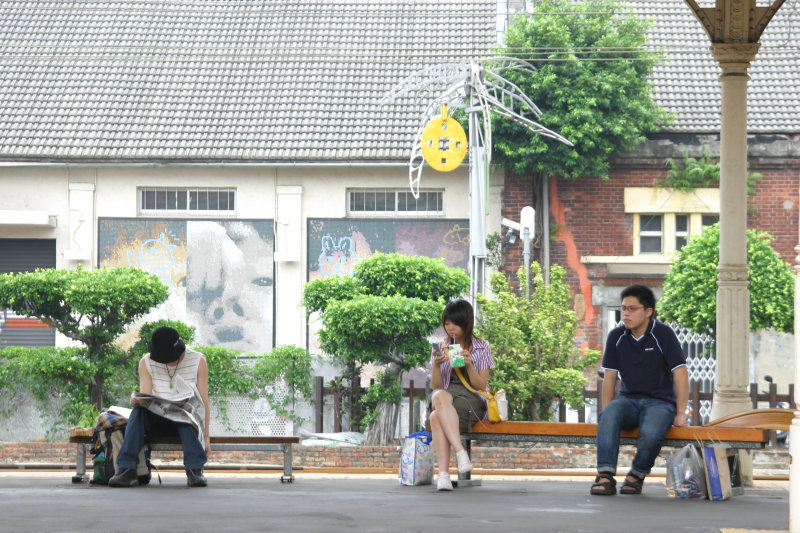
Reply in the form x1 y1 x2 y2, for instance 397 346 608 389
0 441 787 473
501 155 800 351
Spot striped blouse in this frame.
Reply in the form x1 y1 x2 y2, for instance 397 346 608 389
430 335 494 393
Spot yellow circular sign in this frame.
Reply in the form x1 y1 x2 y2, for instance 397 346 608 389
421 115 467 172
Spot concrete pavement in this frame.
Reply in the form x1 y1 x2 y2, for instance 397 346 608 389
0 471 789 533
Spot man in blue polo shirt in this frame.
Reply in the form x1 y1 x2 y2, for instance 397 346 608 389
590 285 689 496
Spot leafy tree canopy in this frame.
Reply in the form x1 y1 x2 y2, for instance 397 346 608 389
0 266 170 409
477 263 600 420
303 253 470 370
302 252 470 443
492 0 669 178
659 224 794 334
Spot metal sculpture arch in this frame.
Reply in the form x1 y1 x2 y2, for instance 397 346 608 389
381 57 573 296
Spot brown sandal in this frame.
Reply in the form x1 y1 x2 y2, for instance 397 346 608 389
590 473 617 496
620 473 644 495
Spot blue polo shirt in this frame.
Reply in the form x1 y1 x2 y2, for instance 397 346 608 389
601 319 687 405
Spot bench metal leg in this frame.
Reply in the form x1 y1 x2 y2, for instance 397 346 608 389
281 443 294 483
453 438 481 488
72 443 89 483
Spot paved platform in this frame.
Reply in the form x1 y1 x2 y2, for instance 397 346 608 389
0 471 789 533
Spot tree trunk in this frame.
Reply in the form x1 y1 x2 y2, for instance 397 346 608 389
364 361 403 445
89 373 104 412
364 401 401 445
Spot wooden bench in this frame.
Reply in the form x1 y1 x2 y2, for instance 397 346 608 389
69 430 301 484
457 408 793 489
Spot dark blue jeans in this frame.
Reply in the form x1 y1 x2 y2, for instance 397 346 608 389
116 406 207 470
596 395 676 478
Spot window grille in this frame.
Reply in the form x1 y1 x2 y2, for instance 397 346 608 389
139 188 236 216
347 189 444 216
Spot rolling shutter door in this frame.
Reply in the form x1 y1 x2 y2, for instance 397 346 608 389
0 239 56 346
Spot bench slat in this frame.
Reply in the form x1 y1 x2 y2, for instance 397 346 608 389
467 421 765 444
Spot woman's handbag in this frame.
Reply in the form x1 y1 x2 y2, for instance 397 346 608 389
453 368 508 423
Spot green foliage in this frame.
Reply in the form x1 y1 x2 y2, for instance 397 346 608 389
352 253 471 301
477 263 601 420
661 145 761 194
0 266 170 409
252 345 315 424
194 345 254 429
303 252 469 371
302 275 365 315
492 0 669 178
659 224 794 334
302 252 470 440
0 346 100 435
359 369 402 428
485 232 504 270
318 296 443 369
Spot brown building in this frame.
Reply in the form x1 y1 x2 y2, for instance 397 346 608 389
501 2 800 351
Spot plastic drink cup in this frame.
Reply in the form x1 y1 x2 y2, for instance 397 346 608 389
449 343 465 367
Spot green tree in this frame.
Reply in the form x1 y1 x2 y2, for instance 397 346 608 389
0 266 169 410
476 263 601 420
659 224 794 334
492 0 669 178
302 253 470 444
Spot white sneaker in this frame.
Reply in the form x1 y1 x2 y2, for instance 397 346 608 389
437 474 453 491
456 450 473 474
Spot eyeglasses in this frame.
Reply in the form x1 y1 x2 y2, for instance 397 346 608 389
620 305 644 313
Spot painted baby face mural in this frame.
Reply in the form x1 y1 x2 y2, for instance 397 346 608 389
186 221 274 353
99 218 275 354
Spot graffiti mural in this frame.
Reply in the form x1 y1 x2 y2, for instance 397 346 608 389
307 218 470 279
98 218 274 354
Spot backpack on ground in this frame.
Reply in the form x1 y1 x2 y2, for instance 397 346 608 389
90 410 153 485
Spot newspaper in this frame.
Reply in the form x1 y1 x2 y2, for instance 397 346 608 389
131 378 206 448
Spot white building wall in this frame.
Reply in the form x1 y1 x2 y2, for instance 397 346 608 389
1 164 497 352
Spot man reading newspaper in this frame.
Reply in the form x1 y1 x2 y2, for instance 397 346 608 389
109 326 211 487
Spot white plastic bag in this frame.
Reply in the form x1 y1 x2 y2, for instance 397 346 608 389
496 389 508 422
665 444 707 499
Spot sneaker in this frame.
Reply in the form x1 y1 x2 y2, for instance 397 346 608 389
108 468 139 488
455 450 473 474
186 469 208 487
437 474 453 491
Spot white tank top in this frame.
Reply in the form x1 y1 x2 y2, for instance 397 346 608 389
144 347 203 400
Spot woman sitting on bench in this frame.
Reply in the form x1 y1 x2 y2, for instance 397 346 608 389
428 299 494 491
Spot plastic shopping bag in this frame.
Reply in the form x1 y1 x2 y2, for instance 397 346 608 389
665 444 707 500
399 431 434 486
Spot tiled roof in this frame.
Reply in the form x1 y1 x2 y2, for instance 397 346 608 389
0 0 495 162
0 1 796 163
638 0 800 133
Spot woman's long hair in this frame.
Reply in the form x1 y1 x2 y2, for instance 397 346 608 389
441 299 475 351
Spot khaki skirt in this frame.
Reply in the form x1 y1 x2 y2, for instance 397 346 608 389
439 381 487 433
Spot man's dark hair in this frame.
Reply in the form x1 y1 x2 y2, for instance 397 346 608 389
621 284 657 317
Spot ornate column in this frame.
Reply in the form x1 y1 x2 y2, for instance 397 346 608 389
709 43 760 420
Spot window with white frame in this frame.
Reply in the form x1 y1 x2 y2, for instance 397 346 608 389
675 214 689 250
634 212 719 255
638 214 663 253
347 188 444 216
138 188 236 216
581 187 720 274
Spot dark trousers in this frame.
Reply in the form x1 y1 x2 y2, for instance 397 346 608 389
116 406 207 470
